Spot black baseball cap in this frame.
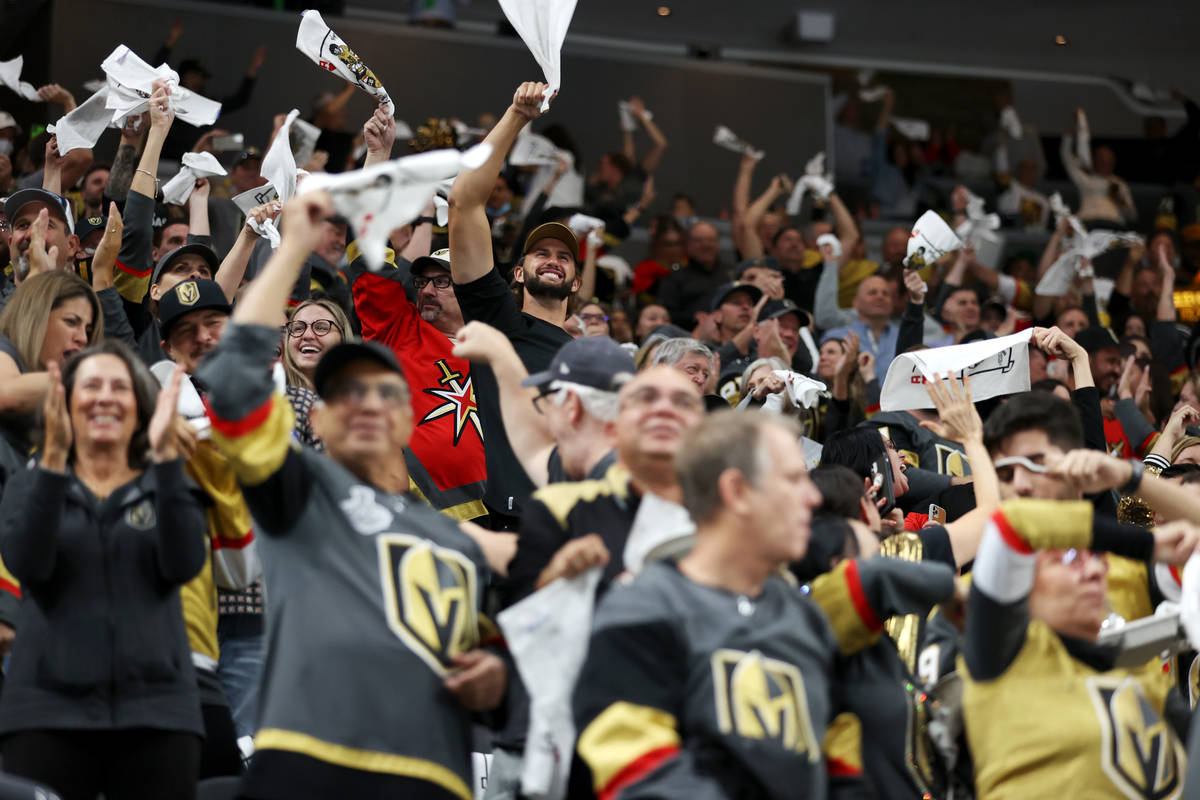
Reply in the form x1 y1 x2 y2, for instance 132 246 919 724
411 248 451 274
757 298 807 325
313 341 406 400
74 214 109 244
710 282 763 312
1074 325 1119 353
521 336 636 398
233 147 263 166
157 278 231 339
4 188 74 234
735 255 783 278
152 243 220 286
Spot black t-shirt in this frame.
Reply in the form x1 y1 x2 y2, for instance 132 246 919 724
453 268 571 516
0 334 34 457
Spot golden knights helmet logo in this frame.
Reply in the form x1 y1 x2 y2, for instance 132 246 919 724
1087 675 1185 799
711 649 819 760
377 534 480 676
176 280 200 306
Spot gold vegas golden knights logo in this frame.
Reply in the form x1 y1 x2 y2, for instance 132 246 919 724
177 281 200 306
1087 676 1185 799
377 534 480 676
711 649 819 760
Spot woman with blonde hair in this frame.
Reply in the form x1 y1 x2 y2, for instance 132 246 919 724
280 297 355 390
0 271 104 459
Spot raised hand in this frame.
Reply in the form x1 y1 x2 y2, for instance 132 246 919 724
903 268 927 305
25 208 59 278
919 373 982 444
148 79 175 132
149 363 187 462
92 202 124 289
451 321 512 366
363 105 396 156
511 81 552 121
41 362 72 473
279 191 336 256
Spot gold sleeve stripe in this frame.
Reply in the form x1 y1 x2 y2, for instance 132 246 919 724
534 464 630 529
808 560 881 656
254 728 471 800
346 240 396 269
823 712 863 776
577 701 681 798
995 499 1093 552
206 394 295 487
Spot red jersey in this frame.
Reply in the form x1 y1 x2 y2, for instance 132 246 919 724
349 246 486 521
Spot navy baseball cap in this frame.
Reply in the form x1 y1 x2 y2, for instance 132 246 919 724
735 255 783 278
758 298 810 327
313 341 406 400
4 188 74 235
521 336 636 398
157 278 231 339
710 281 763 312
74 214 109 244
152 243 220 286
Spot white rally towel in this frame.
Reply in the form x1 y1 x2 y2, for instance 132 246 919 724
100 45 221 127
253 110 304 248
0 56 42 101
233 184 282 247
623 492 695 575
905 209 964 269
1035 195 1142 296
892 117 931 141
509 130 562 167
47 86 112 154
566 213 604 237
785 152 834 215
879 329 1033 412
776 370 827 409
999 106 1023 139
301 143 493 269
290 117 323 170
161 151 228 206
713 125 763 160
497 0 578 112
954 190 1003 268
296 10 394 117
497 567 602 800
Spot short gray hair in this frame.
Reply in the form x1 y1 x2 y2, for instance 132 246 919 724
550 380 620 421
648 337 715 371
740 357 789 393
676 411 801 524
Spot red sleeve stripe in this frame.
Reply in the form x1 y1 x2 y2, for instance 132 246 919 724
1172 364 1187 377
598 745 680 800
864 403 881 417
0 577 21 599
212 528 256 551
844 560 883 633
116 259 152 278
1138 431 1158 456
991 510 1032 554
826 757 862 777
204 395 275 439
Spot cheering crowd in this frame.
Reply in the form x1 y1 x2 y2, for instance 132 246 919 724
4 14 1200 800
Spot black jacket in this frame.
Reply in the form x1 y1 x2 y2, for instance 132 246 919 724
0 460 207 735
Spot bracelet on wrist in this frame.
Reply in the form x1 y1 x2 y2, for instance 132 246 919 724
1118 459 1144 496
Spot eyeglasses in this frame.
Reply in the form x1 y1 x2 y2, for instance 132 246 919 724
413 274 453 290
287 319 340 338
580 312 609 324
325 379 409 408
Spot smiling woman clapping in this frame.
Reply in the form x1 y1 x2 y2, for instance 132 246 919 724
0 340 208 800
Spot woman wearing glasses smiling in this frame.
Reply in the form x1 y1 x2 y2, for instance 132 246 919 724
281 299 357 390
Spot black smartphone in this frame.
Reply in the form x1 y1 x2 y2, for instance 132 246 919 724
870 452 896 515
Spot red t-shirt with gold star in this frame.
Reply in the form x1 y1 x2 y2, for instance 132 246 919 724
349 250 486 521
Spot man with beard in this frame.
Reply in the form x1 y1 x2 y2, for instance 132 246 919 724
449 81 578 527
351 247 487 521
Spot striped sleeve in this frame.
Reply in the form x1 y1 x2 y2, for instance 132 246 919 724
574 615 686 799
808 560 883 656
197 323 296 488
